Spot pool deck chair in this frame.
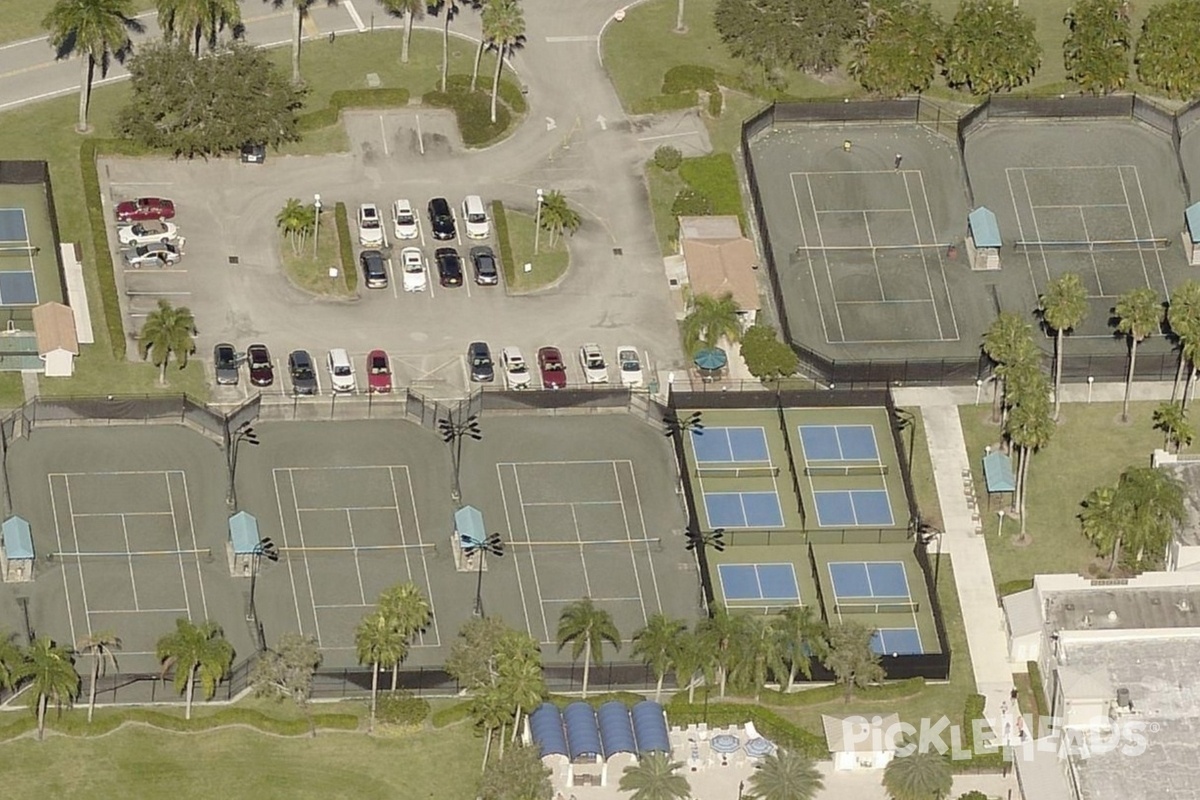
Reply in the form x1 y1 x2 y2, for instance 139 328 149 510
1186 202 1200 266
982 450 1016 512
453 504 488 573
967 207 1001 271
1 515 33 583
227 511 261 577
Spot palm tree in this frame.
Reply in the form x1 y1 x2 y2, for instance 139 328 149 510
1153 401 1194 453
43 0 141 133
556 598 620 699
157 0 242 57
431 0 461 92
276 197 310 255
355 609 408 729
675 0 687 32
618 752 691 800
376 583 431 690
484 0 525 123
746 750 824 800
380 0 424 63
631 614 686 702
15 638 80 740
1038 272 1088 420
139 300 196 385
499 655 545 744
881 739 952 800
470 0 490 90
1167 280 1200 404
982 312 1036 424
472 683 510 769
156 619 233 720
683 292 743 357
696 608 746 698
1005 386 1054 544
1087 466 1184 571
265 0 335 84
0 631 22 692
1080 484 1122 568
76 631 121 723
668 626 708 703
538 189 582 247
729 616 787 702
1113 287 1163 422
776 605 828 692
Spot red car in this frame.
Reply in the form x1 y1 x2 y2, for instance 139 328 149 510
537 346 567 389
367 349 393 394
247 343 274 387
115 197 176 222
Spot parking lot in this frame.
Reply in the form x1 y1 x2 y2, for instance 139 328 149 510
99 107 682 402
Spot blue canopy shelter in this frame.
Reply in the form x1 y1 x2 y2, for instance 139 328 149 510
529 703 568 758
228 511 260 576
1186 202 1200 265
454 505 486 572
630 701 670 754
967 207 1001 270
1 515 33 583
982 450 1016 511
597 701 637 758
563 702 603 761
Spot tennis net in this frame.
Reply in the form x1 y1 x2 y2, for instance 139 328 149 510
697 466 780 479
278 543 437 556
793 244 951 259
1014 238 1169 253
835 600 919 615
49 548 213 561
507 537 662 550
0 245 37 257
805 464 888 477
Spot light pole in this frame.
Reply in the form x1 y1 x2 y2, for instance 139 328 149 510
533 188 545 255
664 410 705 438
226 423 259 511
686 527 725 613
249 537 278 650
738 780 745 800
461 531 504 617
438 411 483 502
313 193 322 257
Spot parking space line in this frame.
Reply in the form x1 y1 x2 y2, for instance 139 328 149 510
389 258 398 298
380 116 389 156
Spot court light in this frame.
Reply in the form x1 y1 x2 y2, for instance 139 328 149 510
664 410 704 438
686 527 725 553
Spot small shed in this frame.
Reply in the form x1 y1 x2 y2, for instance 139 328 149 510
967 207 1001 271
227 511 261 577
32 302 79 377
1186 202 1200 266
1054 667 1114 733
453 504 487 573
822 713 900 770
0 515 33 583
983 450 1016 511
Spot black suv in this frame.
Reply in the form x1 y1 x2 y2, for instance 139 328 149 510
470 245 499 286
288 349 318 395
435 247 464 287
360 249 388 289
467 342 494 382
428 197 456 240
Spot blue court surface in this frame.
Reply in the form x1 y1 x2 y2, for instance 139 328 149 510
814 489 894 527
871 628 923 655
703 490 785 528
798 424 879 462
718 563 800 603
691 427 770 464
0 209 28 244
828 561 910 600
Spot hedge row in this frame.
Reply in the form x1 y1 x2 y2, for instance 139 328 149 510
423 87 511 147
662 65 718 95
334 202 356 293
0 707 359 741
491 200 517 286
1027 661 1048 719
665 698 827 759
755 677 926 707
445 74 527 115
432 700 474 728
546 692 649 710
953 693 1005 774
296 88 412 132
630 91 699 115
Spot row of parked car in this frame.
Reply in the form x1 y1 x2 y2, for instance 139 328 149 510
214 343 398 395
114 196 186 268
359 245 499 291
357 196 490 246
469 343 646 389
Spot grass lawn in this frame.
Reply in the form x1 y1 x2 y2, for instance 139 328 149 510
0 0 157 45
959 401 1170 587
705 90 768 154
279 210 353 297
0 716 483 798
644 153 745 256
0 372 26 409
645 164 687 256
900 407 942 532
502 209 569 292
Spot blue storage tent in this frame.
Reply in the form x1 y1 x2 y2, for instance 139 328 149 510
1187 203 1200 244
228 511 260 555
563 702 603 760
968 207 1001 248
631 701 670 754
529 703 568 758
2 516 32 559
455 505 484 545
597 701 637 757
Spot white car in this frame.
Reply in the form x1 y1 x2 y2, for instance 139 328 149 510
501 346 532 390
117 219 179 246
617 346 643 387
392 199 419 240
326 348 356 393
358 203 384 247
579 344 609 384
400 247 427 292
461 194 490 239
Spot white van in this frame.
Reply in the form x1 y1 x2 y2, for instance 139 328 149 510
461 195 490 239
392 199 419 240
326 348 356 393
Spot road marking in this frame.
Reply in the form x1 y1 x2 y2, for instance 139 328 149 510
380 115 388 155
596 114 607 131
545 117 557 131
344 0 368 33
544 35 598 42
636 131 700 141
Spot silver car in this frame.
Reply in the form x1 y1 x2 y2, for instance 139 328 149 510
122 241 183 268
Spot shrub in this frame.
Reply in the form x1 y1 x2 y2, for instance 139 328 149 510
492 200 517 285
707 89 724 118
740 324 799 381
954 693 1005 773
662 64 719 95
1027 661 1048 718
43 706 359 737
334 202 356 292
654 146 683 172
547 692 648 709
755 677 925 706
296 88 411 132
997 578 1034 596
432 700 474 728
672 188 713 217
80 141 126 359
446 73 527 114
376 691 430 727
423 87 511 147
630 92 699 115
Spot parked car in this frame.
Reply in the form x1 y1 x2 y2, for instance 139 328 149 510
428 197 456 240
240 143 266 163
214 343 239 386
247 343 274 387
400 247 427 292
117 219 178 246
115 197 175 222
467 341 494 383
470 245 499 286
327 348 356 393
288 350 318 395
392 199 419 240
435 247 463 287
358 203 385 246
579 344 609 384
537 346 567 389
360 249 388 289
122 242 183 268
461 195 490 239
367 349 393 394
617 346 643 387
501 346 532 390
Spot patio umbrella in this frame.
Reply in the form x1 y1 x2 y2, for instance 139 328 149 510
710 733 741 753
693 348 728 371
745 737 776 757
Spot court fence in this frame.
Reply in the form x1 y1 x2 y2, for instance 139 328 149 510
0 160 69 323
744 93 1198 388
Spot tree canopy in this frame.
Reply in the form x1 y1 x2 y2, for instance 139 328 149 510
117 40 304 157
714 0 863 74
478 744 553 800
1063 0 1131 94
1136 0 1200 98
740 323 799 381
942 0 1042 93
849 0 944 97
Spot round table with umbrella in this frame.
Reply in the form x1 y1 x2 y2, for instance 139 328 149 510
694 347 728 381
710 733 741 754
745 737 776 758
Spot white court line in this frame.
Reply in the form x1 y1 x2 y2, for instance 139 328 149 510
398 466 439 647
289 469 324 646
120 515 140 611
815 207 913 214
179 472 208 619
1121 165 1170 296
1077 205 1105 295
284 464 408 472
791 175 833 345
612 461 649 624
164 473 191 620
72 511 174 518
1031 203 1128 209
52 469 183 476
314 602 373 609
386 467 414 619
1116 168 1151 291
346 509 368 605
520 500 624 507
804 174 846 341
48 475 78 645
914 171 959 340
511 465 551 642
497 459 636 467
64 476 95 639
569 505 594 597
90 608 187 615
861 206 885 299
837 299 931 305
274 470 307 638
901 172 944 339
297 504 400 512
496 463 535 637
541 595 644 603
